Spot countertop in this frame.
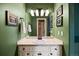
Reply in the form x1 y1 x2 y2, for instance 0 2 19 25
17 36 63 45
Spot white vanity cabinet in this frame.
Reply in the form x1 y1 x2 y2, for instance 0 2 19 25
18 45 62 56
17 37 63 56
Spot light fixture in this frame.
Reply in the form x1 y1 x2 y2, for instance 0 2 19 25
35 9 39 16
30 10 34 16
45 9 49 16
40 9 45 16
30 9 50 16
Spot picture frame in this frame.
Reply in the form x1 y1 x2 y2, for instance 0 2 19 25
56 16 63 27
5 10 18 26
56 5 63 17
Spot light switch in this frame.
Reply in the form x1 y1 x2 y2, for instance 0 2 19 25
61 31 63 36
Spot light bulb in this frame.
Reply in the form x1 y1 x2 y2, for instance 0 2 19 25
35 9 39 16
45 9 49 16
30 10 34 16
41 9 45 16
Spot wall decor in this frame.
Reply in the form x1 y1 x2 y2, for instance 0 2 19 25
56 5 63 16
5 10 18 26
56 5 63 27
56 16 63 27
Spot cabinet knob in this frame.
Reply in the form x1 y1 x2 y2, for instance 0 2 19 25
55 48 57 50
27 53 30 56
23 48 25 51
38 53 42 55
50 53 53 55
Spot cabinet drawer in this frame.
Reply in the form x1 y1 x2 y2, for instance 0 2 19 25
19 46 51 51
34 46 51 51
18 46 34 51
18 45 62 56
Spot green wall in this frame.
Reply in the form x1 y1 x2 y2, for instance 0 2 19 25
26 3 54 10
0 3 27 56
51 3 69 55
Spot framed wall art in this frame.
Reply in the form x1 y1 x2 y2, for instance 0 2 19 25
5 10 18 26
56 5 63 17
56 5 63 27
56 16 63 27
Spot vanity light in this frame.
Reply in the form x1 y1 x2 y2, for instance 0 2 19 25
45 9 49 16
30 10 35 16
40 9 45 16
35 9 39 16
30 9 50 16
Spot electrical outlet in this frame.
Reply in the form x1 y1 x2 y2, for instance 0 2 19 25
58 31 60 35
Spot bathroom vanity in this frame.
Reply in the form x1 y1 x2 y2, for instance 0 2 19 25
17 36 63 56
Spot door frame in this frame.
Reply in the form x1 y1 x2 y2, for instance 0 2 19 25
37 18 47 36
